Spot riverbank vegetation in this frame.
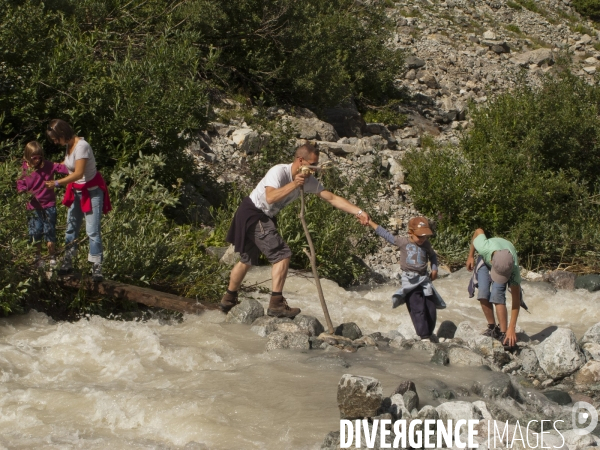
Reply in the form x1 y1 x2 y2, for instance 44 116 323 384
0 0 401 315
404 70 600 271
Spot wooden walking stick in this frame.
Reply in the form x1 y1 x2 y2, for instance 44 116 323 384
298 166 335 334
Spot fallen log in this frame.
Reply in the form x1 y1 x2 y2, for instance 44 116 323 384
60 274 218 314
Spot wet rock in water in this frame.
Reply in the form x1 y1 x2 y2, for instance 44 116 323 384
471 372 514 399
309 336 326 349
388 393 412 420
575 274 600 292
225 299 264 324
265 331 310 351
534 328 585 378
320 431 340 450
472 401 493 420
308 354 351 369
403 390 419 412
448 347 487 367
454 321 480 341
250 316 293 337
574 360 600 385
542 390 572 405
542 270 577 290
293 314 325 337
335 322 363 340
392 380 417 396
337 374 383 419
431 346 450 365
561 429 600 449
411 339 437 355
436 320 457 339
580 322 600 346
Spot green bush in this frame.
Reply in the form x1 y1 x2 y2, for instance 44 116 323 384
0 0 404 184
403 70 600 270
572 0 600 21
0 154 228 316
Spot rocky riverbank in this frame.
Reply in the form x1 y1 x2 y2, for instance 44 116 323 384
223 298 600 448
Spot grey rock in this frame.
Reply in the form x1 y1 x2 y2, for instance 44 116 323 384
436 401 483 423
431 346 450 365
543 270 577 290
575 274 600 292
534 328 585 378
448 347 487 366
392 380 417 396
510 48 554 67
289 117 340 142
337 374 383 419
323 101 366 138
250 316 293 337
225 299 264 324
437 320 457 339
219 244 241 265
335 322 363 340
519 347 540 374
320 431 340 450
403 390 419 412
388 393 411 420
472 372 515 399
582 342 600 361
580 323 600 346
294 315 325 337
542 390 572 405
406 55 426 69
265 331 310 351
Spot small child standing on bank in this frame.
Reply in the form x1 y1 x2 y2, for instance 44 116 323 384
16 141 69 267
368 216 444 340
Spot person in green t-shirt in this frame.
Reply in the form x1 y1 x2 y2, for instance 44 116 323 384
466 228 522 347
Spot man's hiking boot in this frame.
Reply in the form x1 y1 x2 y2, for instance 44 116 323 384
91 263 103 282
219 292 239 314
482 324 501 339
267 295 300 319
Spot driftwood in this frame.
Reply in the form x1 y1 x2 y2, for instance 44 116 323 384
60 275 218 314
299 185 335 334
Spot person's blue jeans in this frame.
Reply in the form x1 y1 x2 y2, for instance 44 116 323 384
65 189 103 263
28 206 57 243
476 262 507 304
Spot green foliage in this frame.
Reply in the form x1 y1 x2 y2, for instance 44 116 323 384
572 0 600 21
404 70 600 270
505 24 522 34
570 23 595 35
1 0 403 184
276 166 390 287
363 108 407 128
506 1 523 10
0 155 227 316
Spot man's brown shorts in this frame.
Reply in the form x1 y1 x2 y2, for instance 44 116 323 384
240 217 292 265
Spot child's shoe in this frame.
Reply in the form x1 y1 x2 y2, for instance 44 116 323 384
34 256 45 269
481 324 501 339
91 263 103 282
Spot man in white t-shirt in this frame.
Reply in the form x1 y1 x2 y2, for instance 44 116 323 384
220 144 370 318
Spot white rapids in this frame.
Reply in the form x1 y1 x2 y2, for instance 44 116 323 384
1 267 599 449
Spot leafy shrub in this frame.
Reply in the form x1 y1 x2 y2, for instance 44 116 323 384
363 108 407 128
505 24 522 34
404 70 600 270
572 0 600 21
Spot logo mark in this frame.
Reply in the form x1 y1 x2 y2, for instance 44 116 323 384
572 402 598 436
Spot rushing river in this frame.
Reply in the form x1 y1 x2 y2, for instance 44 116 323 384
1 267 599 449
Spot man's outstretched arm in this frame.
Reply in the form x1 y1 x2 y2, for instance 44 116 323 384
317 190 370 225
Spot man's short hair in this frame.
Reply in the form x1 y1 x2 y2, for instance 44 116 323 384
295 143 319 160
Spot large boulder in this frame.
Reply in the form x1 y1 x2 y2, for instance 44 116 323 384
574 360 600 385
575 274 600 292
231 128 265 154
265 331 310 351
337 374 383 419
335 322 363 341
288 117 339 142
323 101 366 138
250 316 298 337
580 323 600 346
510 48 554 67
448 347 487 366
225 299 264 324
542 270 576 290
534 328 585 378
294 315 325 337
